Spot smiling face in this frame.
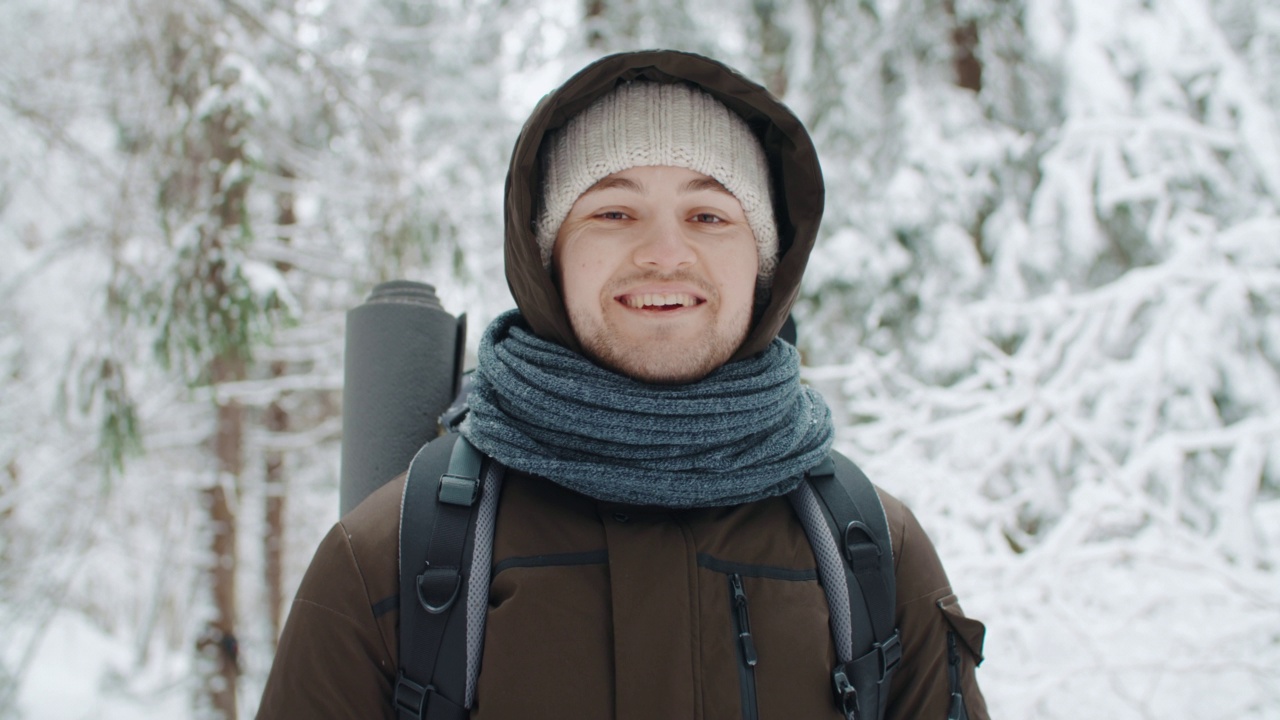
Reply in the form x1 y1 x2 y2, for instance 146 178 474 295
553 165 759 384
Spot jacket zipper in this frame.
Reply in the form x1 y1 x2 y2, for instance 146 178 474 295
946 631 969 720
729 573 759 720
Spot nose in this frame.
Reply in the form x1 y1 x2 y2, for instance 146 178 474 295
631 216 696 271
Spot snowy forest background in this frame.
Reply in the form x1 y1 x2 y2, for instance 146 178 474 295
2 0 1278 717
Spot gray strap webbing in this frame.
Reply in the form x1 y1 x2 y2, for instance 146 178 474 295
464 462 503 708
789 482 854 662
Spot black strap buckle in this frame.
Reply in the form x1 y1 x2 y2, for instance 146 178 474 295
832 665 859 720
438 473 480 506
394 671 434 719
836 631 903 720
877 630 903 680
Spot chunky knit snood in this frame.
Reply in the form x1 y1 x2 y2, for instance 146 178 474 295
459 310 833 508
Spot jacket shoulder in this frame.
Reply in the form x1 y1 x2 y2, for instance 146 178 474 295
872 485 951 604
257 475 405 719
337 473 405 629
871 485 990 720
340 472 405 567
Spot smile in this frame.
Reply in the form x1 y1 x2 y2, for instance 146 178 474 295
618 292 704 310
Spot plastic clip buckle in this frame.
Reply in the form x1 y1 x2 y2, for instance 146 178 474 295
832 665 859 720
877 631 903 680
438 473 480 506
394 671 433 719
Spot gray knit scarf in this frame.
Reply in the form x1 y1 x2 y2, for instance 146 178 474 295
459 310 834 508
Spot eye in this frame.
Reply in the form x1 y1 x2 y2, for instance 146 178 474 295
597 210 630 220
691 213 725 224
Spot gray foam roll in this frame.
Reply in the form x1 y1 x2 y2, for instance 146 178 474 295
340 281 463 516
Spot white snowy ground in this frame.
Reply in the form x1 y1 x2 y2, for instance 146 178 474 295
7 614 188 720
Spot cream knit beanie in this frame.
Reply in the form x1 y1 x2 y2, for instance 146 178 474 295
536 81 778 286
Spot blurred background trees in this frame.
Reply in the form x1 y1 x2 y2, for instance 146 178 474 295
1 0 1276 717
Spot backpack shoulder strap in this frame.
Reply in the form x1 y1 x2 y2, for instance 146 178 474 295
791 450 901 720
396 432 490 720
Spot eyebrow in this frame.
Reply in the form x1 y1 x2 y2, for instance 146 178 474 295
680 176 732 196
583 176 644 194
580 174 734 197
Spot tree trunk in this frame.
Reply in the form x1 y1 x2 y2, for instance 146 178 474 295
585 0 608 49
263 384 287 644
943 0 982 92
197 32 253 720
752 0 791 98
0 460 16 568
202 356 244 720
263 171 295 645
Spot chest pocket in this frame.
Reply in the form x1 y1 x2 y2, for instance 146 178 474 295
696 555 843 720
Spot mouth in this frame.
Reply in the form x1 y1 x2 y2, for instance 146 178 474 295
616 292 704 311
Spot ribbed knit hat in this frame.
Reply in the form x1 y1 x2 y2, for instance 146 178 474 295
536 81 778 286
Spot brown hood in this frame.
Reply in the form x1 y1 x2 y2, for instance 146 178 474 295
504 49 824 362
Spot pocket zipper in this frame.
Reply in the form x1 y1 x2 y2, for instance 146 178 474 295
946 631 969 720
729 573 759 720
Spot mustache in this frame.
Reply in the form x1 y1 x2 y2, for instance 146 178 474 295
605 269 719 301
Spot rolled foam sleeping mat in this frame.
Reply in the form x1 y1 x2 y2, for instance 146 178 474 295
339 280 463 516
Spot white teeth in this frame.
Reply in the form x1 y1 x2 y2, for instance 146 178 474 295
623 293 697 308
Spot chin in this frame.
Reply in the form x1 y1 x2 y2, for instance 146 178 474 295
581 331 744 385
567 303 752 384
601 355 720 385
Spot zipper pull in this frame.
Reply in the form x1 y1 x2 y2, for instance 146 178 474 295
730 574 758 667
731 573 748 605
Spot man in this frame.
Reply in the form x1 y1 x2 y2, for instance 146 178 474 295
258 50 988 719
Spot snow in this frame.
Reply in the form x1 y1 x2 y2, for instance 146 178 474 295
9 614 188 720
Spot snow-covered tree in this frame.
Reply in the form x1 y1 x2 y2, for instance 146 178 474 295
2 0 541 713
796 0 1280 716
2 0 1277 717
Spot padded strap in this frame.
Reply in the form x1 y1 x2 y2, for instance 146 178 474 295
397 434 483 720
788 483 853 661
464 463 503 707
806 451 900 720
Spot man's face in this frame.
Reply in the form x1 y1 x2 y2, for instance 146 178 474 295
553 165 759 384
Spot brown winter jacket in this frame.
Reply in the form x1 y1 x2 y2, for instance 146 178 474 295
258 469 987 719
258 50 989 719
254 461 983 712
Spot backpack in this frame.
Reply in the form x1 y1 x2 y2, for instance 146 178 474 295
391 433 902 720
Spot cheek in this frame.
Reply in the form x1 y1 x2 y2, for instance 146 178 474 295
720 245 760 304
558 250 610 312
